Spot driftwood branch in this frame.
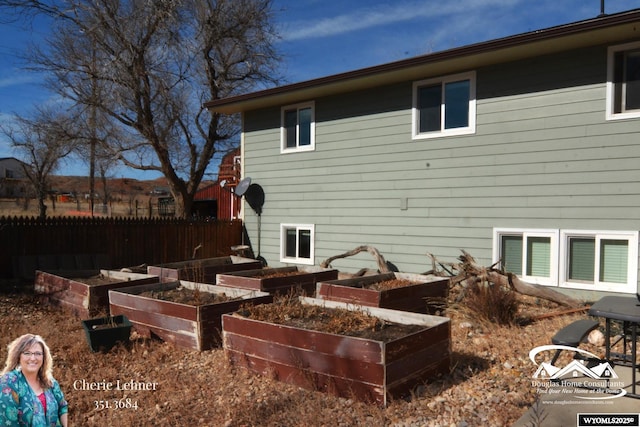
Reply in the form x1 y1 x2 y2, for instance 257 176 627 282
320 245 390 273
449 250 583 308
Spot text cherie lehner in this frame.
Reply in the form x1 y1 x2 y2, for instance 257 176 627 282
73 379 158 391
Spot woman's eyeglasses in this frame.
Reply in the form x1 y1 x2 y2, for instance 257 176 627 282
22 351 43 358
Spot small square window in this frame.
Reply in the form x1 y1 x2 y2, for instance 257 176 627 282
280 224 314 265
413 71 476 139
281 102 315 153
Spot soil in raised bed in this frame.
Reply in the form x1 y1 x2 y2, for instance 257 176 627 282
256 271 306 279
140 286 237 306
239 296 425 342
362 278 417 291
73 274 123 286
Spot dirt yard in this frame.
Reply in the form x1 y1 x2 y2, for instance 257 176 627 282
0 288 601 426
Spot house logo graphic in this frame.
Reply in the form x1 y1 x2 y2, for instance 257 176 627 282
529 345 626 399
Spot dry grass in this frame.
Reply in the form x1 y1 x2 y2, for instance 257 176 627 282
0 288 600 426
462 281 521 326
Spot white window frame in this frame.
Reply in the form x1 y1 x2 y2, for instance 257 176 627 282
606 41 640 121
280 101 315 153
559 230 638 294
280 223 315 265
412 71 476 140
492 228 559 286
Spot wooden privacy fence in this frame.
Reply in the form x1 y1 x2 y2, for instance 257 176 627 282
0 216 244 280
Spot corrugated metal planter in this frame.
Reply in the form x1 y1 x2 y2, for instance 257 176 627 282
316 272 449 314
34 269 159 318
216 266 338 295
109 281 272 351
82 314 133 353
147 256 262 284
222 297 451 406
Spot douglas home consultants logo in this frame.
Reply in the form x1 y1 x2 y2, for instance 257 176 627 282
529 345 626 400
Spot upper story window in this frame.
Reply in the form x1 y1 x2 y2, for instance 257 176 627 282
280 223 314 265
412 71 476 139
607 41 640 120
5 169 15 178
281 101 315 153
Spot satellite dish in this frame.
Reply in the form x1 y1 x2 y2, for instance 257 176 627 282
244 183 264 215
219 179 227 188
234 177 252 197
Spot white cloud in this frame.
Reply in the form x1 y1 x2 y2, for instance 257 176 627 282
281 0 521 41
0 74 36 89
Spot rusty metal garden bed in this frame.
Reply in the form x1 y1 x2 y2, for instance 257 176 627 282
222 297 451 406
109 280 272 351
216 266 338 295
316 272 449 314
34 269 159 318
147 256 262 284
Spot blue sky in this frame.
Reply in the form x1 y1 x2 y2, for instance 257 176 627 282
1 0 639 179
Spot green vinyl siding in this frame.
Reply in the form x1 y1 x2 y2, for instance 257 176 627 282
241 43 640 295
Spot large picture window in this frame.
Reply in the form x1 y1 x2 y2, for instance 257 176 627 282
280 224 314 265
412 71 476 139
281 102 315 153
607 41 640 120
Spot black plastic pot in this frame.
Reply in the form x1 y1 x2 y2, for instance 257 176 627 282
81 314 132 352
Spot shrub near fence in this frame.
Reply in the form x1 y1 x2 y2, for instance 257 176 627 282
0 216 244 282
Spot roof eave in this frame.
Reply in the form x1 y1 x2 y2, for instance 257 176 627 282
205 9 640 114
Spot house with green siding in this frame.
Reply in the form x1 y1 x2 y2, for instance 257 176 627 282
206 9 640 300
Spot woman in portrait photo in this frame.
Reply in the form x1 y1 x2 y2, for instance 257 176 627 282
0 334 68 426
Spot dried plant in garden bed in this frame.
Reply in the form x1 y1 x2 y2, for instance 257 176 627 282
238 295 424 341
140 286 237 306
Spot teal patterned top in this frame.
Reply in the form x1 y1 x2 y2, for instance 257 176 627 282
0 369 68 426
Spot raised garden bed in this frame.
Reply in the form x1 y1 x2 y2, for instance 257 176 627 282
316 272 449 314
222 296 451 406
109 281 272 351
216 266 338 295
147 256 262 284
34 269 159 318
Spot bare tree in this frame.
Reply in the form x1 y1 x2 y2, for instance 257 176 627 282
0 108 76 218
0 0 281 218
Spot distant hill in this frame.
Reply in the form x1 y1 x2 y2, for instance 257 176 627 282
48 176 216 197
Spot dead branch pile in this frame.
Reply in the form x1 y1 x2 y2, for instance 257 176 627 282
320 245 584 308
428 250 583 308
